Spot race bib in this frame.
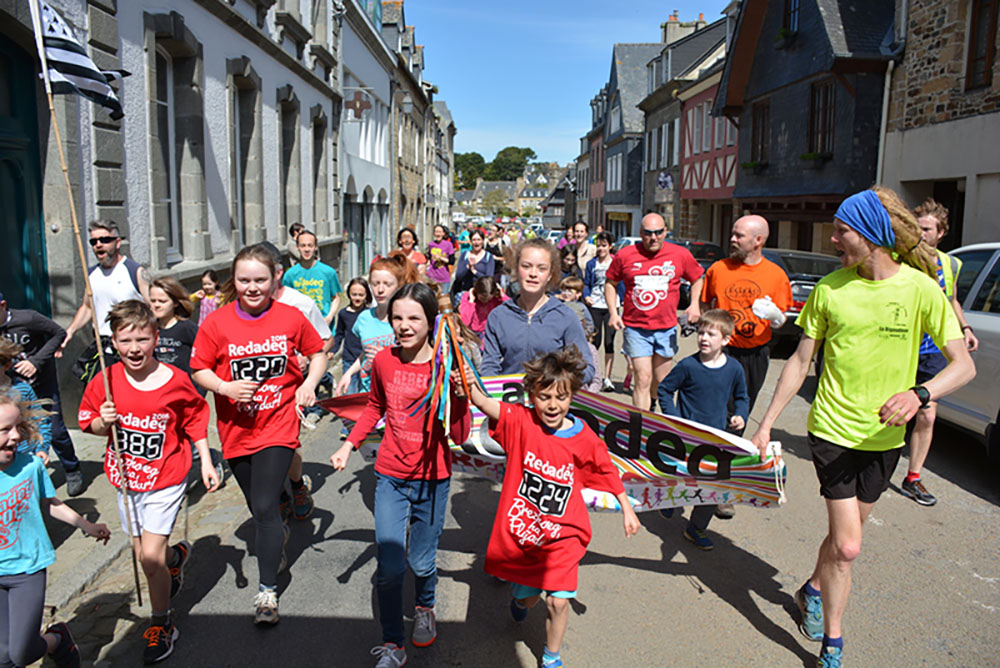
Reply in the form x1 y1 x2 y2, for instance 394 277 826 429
635 274 670 292
230 354 287 383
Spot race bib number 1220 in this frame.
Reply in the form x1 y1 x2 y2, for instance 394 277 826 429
230 355 287 383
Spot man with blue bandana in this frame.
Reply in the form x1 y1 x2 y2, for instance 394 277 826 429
749 188 976 668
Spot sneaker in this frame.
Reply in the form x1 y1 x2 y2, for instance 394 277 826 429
292 475 314 520
169 540 191 598
279 492 292 523
542 658 564 668
65 470 84 497
817 644 843 668
45 621 80 668
253 589 279 625
370 643 407 667
601 377 615 392
714 503 736 520
622 374 632 392
142 623 179 664
509 597 528 623
411 605 437 647
901 478 937 506
278 522 291 574
794 583 824 642
683 525 714 550
658 508 676 519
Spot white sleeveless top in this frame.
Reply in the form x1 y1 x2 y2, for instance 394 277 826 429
88 257 142 336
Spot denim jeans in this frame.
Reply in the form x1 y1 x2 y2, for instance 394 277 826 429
342 360 362 395
374 473 450 645
34 376 79 472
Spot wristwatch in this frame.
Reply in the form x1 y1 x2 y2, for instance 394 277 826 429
910 385 931 408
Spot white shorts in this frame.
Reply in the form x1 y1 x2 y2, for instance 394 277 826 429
117 481 186 537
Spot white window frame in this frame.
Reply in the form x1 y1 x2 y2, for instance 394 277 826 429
692 107 701 155
672 117 680 165
703 101 712 152
727 118 737 146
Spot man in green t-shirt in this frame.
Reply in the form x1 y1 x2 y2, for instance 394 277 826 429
902 199 979 506
282 230 342 325
750 189 975 668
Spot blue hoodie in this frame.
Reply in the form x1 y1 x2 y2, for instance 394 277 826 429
481 297 595 384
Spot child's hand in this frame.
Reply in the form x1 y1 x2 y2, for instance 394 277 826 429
34 451 50 465
201 460 221 492
330 443 352 471
449 368 467 398
83 521 112 544
223 380 258 402
728 415 745 431
334 373 353 396
622 504 641 538
295 386 316 407
193 289 206 300
99 400 118 425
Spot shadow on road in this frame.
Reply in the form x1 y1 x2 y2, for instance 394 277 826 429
583 511 816 667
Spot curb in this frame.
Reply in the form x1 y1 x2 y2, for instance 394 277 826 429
45 533 131 615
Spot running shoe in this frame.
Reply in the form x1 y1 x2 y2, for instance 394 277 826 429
411 606 437 647
542 658 564 668
510 597 528 622
794 583 824 641
601 378 615 392
169 540 191 598
817 644 843 668
45 622 80 668
901 478 937 506
714 503 736 519
65 469 85 497
142 623 179 664
370 643 407 667
292 475 314 520
253 589 279 625
683 525 714 550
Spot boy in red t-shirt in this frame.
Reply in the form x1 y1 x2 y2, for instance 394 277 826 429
464 346 640 668
79 300 219 663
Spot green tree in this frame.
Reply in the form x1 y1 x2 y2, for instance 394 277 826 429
454 152 485 190
481 188 510 215
483 146 536 181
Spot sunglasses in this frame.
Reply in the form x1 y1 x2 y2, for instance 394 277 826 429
89 236 119 247
640 228 666 237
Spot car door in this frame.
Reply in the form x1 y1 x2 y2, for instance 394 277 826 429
937 248 1000 438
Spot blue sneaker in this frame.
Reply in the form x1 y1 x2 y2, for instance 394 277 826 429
817 644 843 667
542 658 564 667
683 525 714 550
795 583 824 641
509 597 527 622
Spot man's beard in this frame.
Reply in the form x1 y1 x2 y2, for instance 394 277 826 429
99 250 119 268
729 245 748 261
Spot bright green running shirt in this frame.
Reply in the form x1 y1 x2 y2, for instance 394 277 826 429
797 263 962 451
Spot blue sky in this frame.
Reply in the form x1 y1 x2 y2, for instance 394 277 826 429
402 0 731 165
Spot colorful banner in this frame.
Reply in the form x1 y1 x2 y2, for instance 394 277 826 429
322 375 786 513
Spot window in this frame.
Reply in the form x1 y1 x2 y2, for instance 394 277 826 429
152 47 180 260
228 57 263 248
672 117 680 165
967 0 999 90
312 106 329 236
726 118 737 146
970 255 1000 312
715 115 725 149
278 86 301 235
954 249 997 302
606 155 613 189
609 104 622 134
809 80 835 154
703 101 712 151
692 107 701 154
783 0 800 33
751 100 770 163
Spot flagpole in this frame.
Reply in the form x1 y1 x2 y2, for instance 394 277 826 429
29 0 143 607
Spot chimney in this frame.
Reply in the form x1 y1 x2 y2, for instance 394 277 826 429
663 11 707 44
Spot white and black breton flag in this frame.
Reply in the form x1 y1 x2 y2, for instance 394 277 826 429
29 0 125 119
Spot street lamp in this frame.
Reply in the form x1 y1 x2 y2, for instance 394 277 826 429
402 92 413 115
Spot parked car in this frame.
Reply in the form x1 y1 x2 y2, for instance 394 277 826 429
545 229 564 243
935 243 1000 460
612 236 642 253
760 248 842 346
669 239 725 272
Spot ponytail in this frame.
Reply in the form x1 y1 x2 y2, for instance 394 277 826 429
872 186 938 279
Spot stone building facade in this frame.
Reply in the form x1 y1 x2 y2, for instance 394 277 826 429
880 0 1000 246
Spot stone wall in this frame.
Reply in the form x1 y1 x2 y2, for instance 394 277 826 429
887 0 1000 132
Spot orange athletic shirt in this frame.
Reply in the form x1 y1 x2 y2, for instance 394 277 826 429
702 257 792 348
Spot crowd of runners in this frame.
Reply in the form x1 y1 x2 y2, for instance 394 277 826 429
0 185 977 668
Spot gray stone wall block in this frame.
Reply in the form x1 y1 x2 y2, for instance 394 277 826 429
87 0 117 15
94 166 125 203
92 125 123 166
87 4 119 53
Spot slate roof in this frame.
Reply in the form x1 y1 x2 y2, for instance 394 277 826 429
519 187 547 199
433 100 453 128
475 181 518 199
663 18 728 81
611 43 665 133
455 189 474 203
818 0 894 59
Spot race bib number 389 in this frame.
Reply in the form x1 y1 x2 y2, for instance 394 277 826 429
230 355 287 383
115 428 165 460
517 470 572 517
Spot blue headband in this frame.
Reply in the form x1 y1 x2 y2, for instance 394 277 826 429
835 190 895 248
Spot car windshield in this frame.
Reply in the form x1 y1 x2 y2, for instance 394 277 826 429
687 242 724 261
780 254 840 277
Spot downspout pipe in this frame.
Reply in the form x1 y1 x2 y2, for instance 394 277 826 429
877 0 908 184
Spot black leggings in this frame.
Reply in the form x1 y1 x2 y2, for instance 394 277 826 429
589 307 616 353
228 446 295 587
0 571 47 668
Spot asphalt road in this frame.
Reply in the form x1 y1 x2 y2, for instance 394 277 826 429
56 339 1000 668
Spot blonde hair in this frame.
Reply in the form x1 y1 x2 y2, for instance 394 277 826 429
698 309 735 338
0 339 22 367
0 388 50 445
872 186 938 279
913 197 950 235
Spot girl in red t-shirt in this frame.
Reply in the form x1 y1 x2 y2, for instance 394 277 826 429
190 245 327 625
464 346 640 668
331 283 470 668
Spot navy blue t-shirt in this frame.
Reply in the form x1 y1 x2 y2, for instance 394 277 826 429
657 354 749 430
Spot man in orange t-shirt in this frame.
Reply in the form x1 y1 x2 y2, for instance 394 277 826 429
702 215 791 415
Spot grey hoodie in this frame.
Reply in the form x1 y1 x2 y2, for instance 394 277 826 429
481 297 595 384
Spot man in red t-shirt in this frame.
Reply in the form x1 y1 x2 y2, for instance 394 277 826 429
701 215 791 416
605 213 703 410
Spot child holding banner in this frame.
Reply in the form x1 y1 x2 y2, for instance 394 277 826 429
657 309 748 550
462 346 640 668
